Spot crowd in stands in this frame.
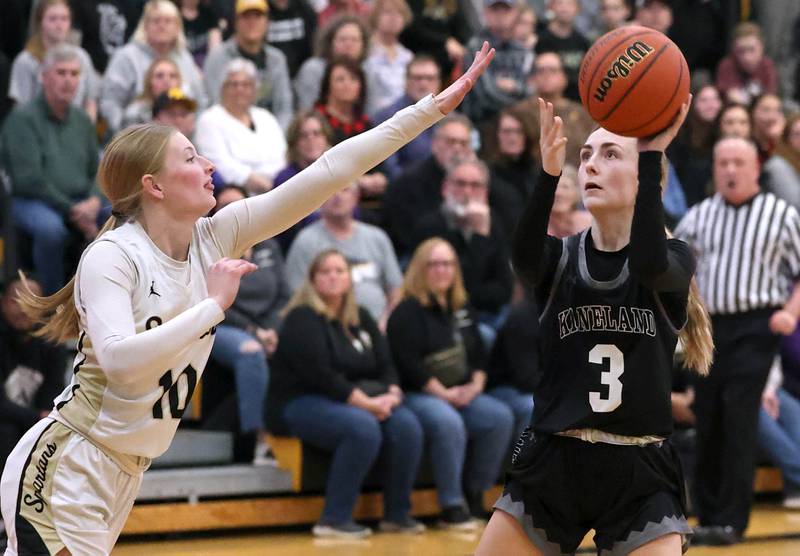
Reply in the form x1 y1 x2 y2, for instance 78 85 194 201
3 0 800 542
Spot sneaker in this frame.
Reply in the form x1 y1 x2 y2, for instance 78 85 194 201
783 495 800 510
439 505 479 531
312 521 373 539
378 517 426 534
253 439 278 466
691 525 741 546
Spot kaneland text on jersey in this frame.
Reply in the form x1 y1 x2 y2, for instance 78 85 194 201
557 304 656 339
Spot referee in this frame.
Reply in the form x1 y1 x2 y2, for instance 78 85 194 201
675 136 800 545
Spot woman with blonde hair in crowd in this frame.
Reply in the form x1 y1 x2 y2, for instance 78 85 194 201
387 237 514 528
0 40 495 556
9 0 100 121
121 57 183 127
267 249 425 538
101 0 207 133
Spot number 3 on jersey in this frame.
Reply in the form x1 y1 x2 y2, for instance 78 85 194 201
589 344 624 413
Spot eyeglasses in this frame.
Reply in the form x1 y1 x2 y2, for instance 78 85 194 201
408 73 439 82
298 129 324 139
534 66 563 75
224 80 255 89
439 136 471 148
449 178 487 190
427 259 456 269
499 127 524 135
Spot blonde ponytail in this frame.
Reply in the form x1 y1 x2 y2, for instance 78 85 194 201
662 225 714 375
17 215 119 343
679 278 714 376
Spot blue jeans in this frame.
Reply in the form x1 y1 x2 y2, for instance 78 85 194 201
487 385 534 441
12 198 71 294
210 325 269 433
404 392 514 508
283 395 423 524
758 388 800 495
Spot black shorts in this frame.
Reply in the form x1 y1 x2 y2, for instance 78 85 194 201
494 429 692 555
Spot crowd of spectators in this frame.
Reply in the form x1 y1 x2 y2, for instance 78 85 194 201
3 0 800 542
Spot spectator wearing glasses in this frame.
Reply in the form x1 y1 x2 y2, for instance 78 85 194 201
372 55 442 180
412 158 513 344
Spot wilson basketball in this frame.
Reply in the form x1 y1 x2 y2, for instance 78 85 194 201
578 25 689 138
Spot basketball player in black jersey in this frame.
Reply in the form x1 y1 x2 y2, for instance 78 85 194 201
475 98 714 555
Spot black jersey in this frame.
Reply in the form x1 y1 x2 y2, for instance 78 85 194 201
533 230 681 438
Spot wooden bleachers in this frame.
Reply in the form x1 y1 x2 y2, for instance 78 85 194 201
122 434 786 536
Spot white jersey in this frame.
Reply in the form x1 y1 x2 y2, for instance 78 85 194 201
50 94 445 472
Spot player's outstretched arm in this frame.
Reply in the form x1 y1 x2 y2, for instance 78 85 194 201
210 45 496 258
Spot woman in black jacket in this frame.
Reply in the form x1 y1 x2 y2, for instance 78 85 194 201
266 249 424 538
387 237 514 527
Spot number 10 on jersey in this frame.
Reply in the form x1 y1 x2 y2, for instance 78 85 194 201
589 344 624 413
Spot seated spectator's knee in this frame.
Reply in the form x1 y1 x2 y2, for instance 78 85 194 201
430 405 466 440
35 217 70 245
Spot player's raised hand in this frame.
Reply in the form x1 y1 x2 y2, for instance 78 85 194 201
434 41 495 115
638 95 692 153
207 258 258 310
539 98 567 176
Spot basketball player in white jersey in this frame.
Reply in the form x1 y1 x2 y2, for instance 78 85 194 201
0 41 495 556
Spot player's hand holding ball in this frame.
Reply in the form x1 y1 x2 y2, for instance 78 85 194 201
637 95 692 153
207 257 258 310
539 97 567 177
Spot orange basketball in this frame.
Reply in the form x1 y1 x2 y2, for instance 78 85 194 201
578 25 689 138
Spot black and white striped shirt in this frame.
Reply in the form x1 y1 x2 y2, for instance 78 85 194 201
675 191 800 315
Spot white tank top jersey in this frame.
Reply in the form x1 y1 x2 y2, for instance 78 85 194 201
49 94 445 474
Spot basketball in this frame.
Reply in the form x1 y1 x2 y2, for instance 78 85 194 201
578 25 689 138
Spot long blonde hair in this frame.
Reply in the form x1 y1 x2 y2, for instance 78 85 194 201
25 0 71 61
132 0 187 51
666 226 713 376
17 123 176 343
681 279 713 375
402 238 467 310
282 249 361 329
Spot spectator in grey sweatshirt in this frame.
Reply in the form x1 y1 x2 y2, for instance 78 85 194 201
100 0 207 133
203 0 294 130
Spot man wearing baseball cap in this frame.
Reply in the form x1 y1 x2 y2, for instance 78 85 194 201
203 0 294 129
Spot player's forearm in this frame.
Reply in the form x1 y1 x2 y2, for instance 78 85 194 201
512 169 559 285
212 95 445 257
90 299 224 386
629 151 668 279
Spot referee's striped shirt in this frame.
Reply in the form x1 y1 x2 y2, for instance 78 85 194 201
675 191 800 315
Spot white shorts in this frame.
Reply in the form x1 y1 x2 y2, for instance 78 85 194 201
1 418 142 556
